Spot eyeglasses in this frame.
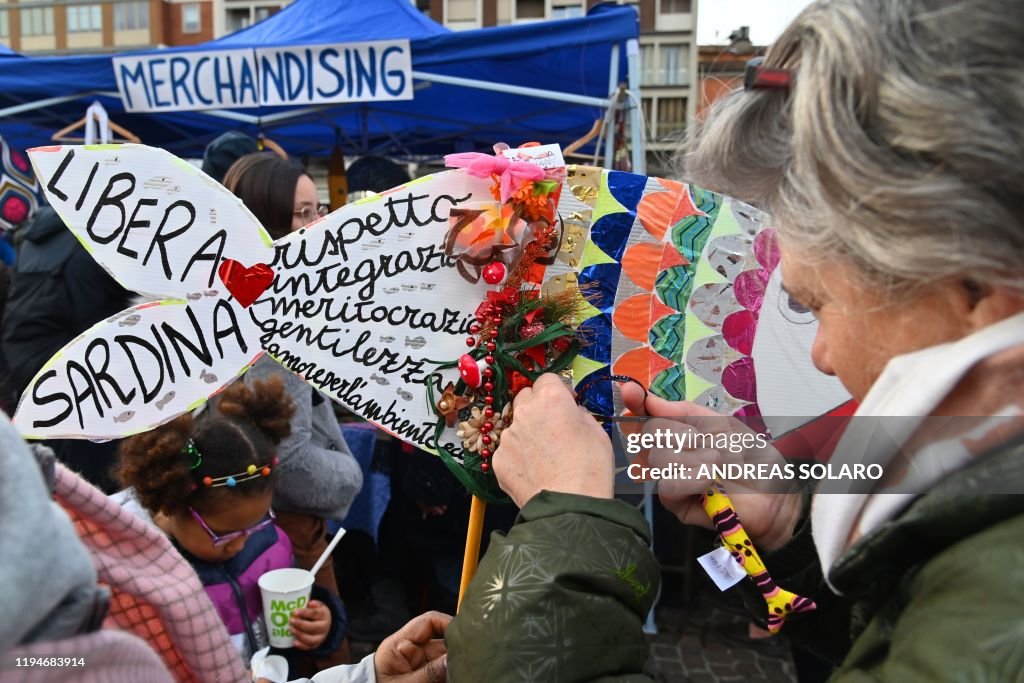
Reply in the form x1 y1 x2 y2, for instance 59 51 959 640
293 205 329 224
189 506 276 547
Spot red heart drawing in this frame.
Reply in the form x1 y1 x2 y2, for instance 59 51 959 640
217 259 274 308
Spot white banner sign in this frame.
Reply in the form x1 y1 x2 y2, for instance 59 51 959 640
16 144 492 450
113 41 413 113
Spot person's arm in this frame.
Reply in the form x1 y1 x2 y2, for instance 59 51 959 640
448 375 658 682
246 359 363 518
829 513 1024 681
447 491 658 682
304 612 451 683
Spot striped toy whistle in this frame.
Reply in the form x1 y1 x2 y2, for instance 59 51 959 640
702 480 816 633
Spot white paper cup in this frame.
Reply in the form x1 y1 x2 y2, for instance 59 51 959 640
258 567 314 648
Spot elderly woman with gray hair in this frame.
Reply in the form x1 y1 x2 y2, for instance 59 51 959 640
445 0 1024 680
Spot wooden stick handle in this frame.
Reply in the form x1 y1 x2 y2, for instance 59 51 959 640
457 495 487 612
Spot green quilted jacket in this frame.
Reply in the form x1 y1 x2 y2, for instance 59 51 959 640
447 436 1024 682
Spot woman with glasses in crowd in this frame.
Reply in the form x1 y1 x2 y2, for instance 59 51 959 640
223 152 363 674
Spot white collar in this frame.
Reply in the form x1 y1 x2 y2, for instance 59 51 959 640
811 311 1024 590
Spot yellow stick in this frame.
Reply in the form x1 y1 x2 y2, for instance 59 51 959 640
457 495 487 612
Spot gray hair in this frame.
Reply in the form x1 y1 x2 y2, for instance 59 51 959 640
682 0 1024 296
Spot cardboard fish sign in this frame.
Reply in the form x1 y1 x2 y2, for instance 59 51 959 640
15 143 848 439
15 144 518 443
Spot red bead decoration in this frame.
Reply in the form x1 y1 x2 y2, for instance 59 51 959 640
486 342 496 351
483 382 494 392
484 407 495 418
465 336 477 347
483 422 493 431
481 449 492 458
484 396 494 405
485 355 495 365
481 462 491 473
482 435 492 445
483 368 493 378
470 322 482 334
202 476 213 487
490 329 499 339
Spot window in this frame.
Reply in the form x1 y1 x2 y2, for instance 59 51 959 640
0 11 8 39
657 97 688 136
660 44 689 86
182 3 201 33
115 1 150 31
226 8 249 32
254 7 271 22
551 6 583 19
447 0 477 22
639 44 655 86
20 7 54 36
659 0 691 13
68 4 103 32
515 0 545 20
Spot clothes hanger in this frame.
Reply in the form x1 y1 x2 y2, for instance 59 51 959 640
51 102 141 144
256 133 287 159
562 119 603 158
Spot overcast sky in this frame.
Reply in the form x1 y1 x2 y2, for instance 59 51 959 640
697 0 815 45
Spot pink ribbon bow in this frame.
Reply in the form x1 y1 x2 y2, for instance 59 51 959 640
445 146 546 203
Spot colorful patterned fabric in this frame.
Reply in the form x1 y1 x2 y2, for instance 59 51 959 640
54 465 248 683
0 136 41 231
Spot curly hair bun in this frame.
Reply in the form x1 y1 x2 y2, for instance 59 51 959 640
116 414 195 516
216 375 295 445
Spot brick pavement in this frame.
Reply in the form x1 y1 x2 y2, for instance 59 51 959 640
351 601 798 682
644 603 797 683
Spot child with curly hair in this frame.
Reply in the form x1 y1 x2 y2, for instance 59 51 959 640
114 376 346 672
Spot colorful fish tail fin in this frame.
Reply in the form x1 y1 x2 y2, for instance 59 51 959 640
764 587 817 634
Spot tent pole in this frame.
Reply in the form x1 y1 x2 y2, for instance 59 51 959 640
410 71 610 109
626 38 646 175
604 43 620 169
0 93 99 119
194 109 261 124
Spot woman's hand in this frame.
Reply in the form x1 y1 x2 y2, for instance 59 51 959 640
622 384 802 551
290 600 332 650
494 374 614 508
375 611 452 682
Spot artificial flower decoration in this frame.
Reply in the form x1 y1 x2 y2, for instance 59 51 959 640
457 405 511 453
428 142 587 500
445 203 533 269
435 382 472 427
445 143 546 204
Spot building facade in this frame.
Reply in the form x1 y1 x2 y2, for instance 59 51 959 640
204 0 698 160
0 0 215 54
697 26 759 117
414 0 698 156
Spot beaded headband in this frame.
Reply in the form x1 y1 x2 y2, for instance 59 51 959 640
200 457 280 488
182 438 279 488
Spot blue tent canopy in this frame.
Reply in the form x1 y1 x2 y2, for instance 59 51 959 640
212 0 450 45
0 0 639 163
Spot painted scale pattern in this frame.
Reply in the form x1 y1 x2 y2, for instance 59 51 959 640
567 169 815 635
